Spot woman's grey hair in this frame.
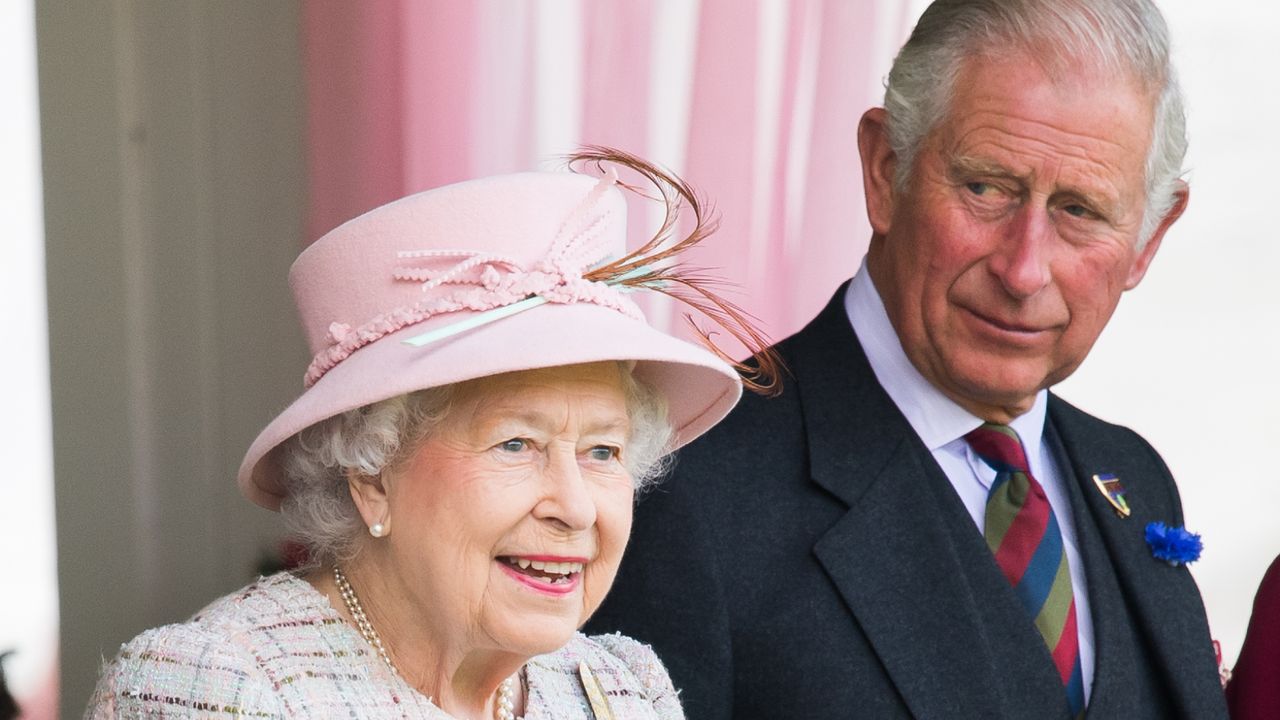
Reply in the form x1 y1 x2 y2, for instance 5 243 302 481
883 0 1186 247
278 363 674 566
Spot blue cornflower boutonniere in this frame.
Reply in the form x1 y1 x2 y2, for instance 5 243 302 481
1145 521 1202 566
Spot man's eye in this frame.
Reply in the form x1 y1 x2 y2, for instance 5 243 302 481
1063 204 1091 218
966 182 993 196
499 438 528 453
587 446 619 462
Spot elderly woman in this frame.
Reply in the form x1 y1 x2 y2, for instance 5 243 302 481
86 149 773 719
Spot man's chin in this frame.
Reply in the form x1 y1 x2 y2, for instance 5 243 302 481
941 367 1051 420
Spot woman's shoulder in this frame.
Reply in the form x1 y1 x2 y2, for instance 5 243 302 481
576 632 678 694
189 566 332 622
524 632 683 719
84 573 333 718
118 572 336 655
86 610 287 718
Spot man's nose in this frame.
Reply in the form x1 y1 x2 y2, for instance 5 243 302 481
989 207 1053 299
533 449 597 532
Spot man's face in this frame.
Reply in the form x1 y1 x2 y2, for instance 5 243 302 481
859 52 1187 422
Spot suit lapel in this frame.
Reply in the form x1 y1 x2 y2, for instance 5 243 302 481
1046 425 1156 718
1048 398 1227 719
810 441 1016 718
793 290 1066 718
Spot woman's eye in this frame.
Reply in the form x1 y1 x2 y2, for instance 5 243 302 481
587 446 619 462
498 438 528 453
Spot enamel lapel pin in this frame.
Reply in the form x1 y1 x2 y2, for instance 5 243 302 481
1092 473 1131 518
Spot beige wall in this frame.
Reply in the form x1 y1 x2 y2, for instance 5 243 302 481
37 2 306 714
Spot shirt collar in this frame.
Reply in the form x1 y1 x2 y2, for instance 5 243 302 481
843 259 1048 455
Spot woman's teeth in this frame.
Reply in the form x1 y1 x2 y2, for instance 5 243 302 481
502 557 584 580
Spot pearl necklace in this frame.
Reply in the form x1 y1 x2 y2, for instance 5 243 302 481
332 566 519 719
333 566 398 674
495 676 517 720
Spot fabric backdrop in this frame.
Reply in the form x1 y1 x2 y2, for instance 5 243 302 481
303 0 923 344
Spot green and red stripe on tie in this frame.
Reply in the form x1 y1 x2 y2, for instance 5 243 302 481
965 422 1085 717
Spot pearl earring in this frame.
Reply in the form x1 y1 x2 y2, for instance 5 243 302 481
369 522 386 538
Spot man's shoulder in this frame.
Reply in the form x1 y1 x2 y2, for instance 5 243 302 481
1047 392 1164 457
672 330 815 469
1047 392 1182 519
712 291 865 427
666 290 878 487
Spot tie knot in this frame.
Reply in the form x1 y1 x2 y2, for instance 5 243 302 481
964 423 1030 475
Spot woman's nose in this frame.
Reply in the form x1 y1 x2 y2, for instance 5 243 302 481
533 450 597 532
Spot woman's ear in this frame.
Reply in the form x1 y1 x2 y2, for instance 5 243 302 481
348 470 392 537
857 107 898 236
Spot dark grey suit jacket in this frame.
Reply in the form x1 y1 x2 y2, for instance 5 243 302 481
586 284 1228 719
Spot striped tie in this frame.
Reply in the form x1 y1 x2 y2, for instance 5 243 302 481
965 423 1084 717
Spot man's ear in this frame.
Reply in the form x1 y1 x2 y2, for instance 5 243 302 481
858 107 898 236
348 469 391 535
1125 181 1189 290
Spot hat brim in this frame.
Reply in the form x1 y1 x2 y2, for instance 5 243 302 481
238 302 741 510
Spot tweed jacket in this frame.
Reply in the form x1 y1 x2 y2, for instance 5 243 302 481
586 283 1228 720
87 572 683 719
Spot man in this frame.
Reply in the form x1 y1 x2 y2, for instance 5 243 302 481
585 1 1229 718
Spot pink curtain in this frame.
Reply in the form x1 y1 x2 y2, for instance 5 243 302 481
303 0 905 346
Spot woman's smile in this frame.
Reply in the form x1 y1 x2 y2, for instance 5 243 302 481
497 555 587 595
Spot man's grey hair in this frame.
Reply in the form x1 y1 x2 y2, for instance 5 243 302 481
884 0 1186 246
277 363 673 567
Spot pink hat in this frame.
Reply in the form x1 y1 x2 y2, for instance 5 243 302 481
239 162 748 510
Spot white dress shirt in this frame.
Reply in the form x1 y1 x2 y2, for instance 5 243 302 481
844 260 1095 702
